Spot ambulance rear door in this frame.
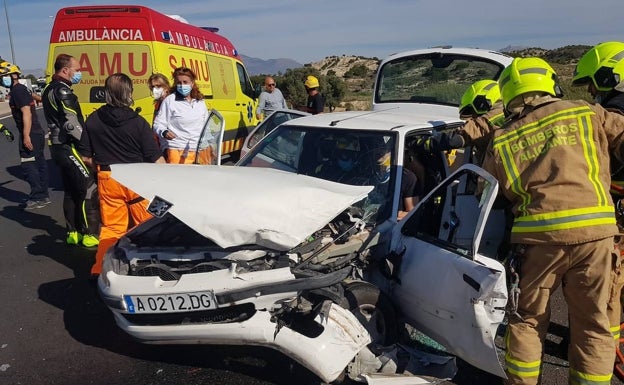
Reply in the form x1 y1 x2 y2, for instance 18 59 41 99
204 55 258 156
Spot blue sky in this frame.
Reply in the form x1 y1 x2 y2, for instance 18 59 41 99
1 0 622 74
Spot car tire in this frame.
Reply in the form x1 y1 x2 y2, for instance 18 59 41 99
342 281 398 346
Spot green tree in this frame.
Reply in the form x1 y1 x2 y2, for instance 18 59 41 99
251 67 348 112
344 64 369 79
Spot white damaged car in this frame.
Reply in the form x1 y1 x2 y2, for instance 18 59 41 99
97 47 512 383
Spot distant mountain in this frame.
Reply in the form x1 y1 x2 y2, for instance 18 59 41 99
241 55 302 76
499 45 529 53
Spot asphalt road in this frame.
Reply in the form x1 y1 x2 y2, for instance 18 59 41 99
0 104 622 385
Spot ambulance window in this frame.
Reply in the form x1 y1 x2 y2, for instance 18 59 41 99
237 63 255 99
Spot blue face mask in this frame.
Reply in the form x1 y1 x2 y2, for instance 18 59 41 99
2 76 11 88
177 84 192 96
337 158 354 172
71 71 82 84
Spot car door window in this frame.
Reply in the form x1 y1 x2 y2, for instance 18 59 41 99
194 110 225 165
400 165 499 258
247 111 307 149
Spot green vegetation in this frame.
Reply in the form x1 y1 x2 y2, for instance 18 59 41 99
251 68 347 112
251 46 600 111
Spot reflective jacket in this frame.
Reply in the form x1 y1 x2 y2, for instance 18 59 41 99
601 92 624 195
482 99 624 245
459 102 505 149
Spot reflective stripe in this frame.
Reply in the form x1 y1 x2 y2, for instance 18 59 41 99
70 144 89 173
487 112 505 127
20 156 36 162
494 106 592 144
611 325 620 340
61 100 78 116
498 141 531 216
613 50 624 62
505 353 541 377
578 114 608 206
499 67 549 90
512 206 615 233
569 368 612 384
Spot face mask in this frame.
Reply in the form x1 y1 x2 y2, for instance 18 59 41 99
152 87 164 100
71 71 82 84
337 158 354 172
2 76 11 88
177 84 192 96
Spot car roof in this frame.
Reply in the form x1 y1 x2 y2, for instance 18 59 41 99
380 46 514 66
280 109 464 134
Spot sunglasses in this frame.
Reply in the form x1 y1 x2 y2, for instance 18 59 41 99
266 83 276 87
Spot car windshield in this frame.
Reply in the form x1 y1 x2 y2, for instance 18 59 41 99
375 53 505 106
238 126 397 225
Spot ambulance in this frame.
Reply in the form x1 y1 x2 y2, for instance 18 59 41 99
46 5 259 158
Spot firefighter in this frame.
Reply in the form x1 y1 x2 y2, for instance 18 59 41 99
1 61 50 209
572 41 624 346
481 56 624 385
415 79 505 165
304 75 324 114
41 54 100 247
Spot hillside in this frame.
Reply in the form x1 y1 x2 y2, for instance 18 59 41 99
302 45 594 111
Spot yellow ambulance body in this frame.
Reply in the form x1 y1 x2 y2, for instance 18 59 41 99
47 5 259 157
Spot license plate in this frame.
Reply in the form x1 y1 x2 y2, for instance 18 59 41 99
123 291 217 314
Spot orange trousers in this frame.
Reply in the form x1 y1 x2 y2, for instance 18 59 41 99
166 148 213 164
91 170 152 275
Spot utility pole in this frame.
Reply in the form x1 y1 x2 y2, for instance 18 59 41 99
3 0 15 64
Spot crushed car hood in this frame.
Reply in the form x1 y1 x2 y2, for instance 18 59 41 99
110 164 373 250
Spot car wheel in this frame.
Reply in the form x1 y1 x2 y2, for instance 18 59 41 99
342 281 398 346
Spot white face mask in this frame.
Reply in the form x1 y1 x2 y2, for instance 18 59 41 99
152 87 164 100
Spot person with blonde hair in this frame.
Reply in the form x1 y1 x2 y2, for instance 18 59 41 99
153 67 210 163
80 73 165 276
147 72 171 118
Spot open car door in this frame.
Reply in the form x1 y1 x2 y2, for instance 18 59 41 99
389 164 507 378
240 109 310 159
194 109 225 165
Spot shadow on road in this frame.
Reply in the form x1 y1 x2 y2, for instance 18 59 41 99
37 276 321 385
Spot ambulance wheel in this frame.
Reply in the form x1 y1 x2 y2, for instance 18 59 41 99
615 322 624 381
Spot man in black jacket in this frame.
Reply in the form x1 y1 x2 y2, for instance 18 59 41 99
1 61 49 209
42 54 99 247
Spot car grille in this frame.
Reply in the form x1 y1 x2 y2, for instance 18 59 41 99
122 303 256 326
133 262 223 281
